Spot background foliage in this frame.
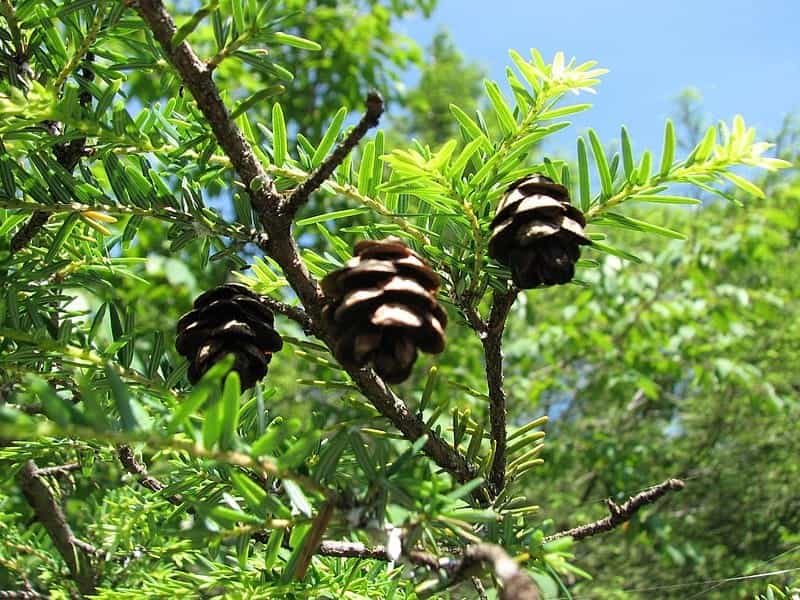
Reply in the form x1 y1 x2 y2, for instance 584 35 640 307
0 0 797 598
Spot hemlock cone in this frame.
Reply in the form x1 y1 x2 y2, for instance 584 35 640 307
321 238 447 384
488 174 591 288
176 283 283 390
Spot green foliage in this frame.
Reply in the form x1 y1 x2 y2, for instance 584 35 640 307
0 0 794 598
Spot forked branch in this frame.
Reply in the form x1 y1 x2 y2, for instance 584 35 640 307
133 0 478 490
17 461 98 596
545 477 685 542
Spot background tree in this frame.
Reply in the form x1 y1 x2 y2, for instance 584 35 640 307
0 1 794 598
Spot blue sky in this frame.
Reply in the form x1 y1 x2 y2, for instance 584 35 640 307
400 0 799 155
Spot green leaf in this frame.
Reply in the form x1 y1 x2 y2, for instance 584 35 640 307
602 212 686 239
577 137 591 211
590 241 642 263
637 150 652 185
296 207 369 227
202 394 224 449
106 364 146 431
280 523 311 583
445 477 485 501
620 126 634 179
279 432 319 470
209 505 264 527
695 125 717 162
629 194 701 205
350 433 378 480
172 0 220 47
263 529 284 570
252 417 300 457
272 103 287 166
724 172 765 199
659 119 676 176
311 107 347 167
231 85 285 120
220 372 241 450
539 103 591 120
283 479 312 517
357 141 375 195
312 430 349 483
46 213 80 262
484 80 516 136
269 32 321 51
449 104 491 151
230 471 268 518
588 129 612 198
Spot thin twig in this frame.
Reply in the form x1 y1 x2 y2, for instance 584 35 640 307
472 576 489 600
9 212 49 254
53 4 104 90
544 478 685 542
133 0 479 491
283 92 384 217
17 461 98 596
116 444 184 505
0 591 48 600
294 500 335 580
259 296 317 336
316 540 443 570
419 543 539 600
32 463 80 477
482 287 517 494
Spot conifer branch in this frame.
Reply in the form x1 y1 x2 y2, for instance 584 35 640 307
545 478 685 542
132 0 478 490
17 461 98 596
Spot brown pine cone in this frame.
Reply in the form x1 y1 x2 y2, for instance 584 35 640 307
488 174 591 288
321 238 446 384
176 283 283 390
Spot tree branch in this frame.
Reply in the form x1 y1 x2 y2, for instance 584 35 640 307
31 463 80 477
9 211 49 255
418 543 539 600
258 296 317 336
0 591 48 600
317 539 443 570
116 444 184 505
545 477 685 542
17 461 98 596
283 92 384 217
482 287 517 494
132 0 478 490
318 541 538 599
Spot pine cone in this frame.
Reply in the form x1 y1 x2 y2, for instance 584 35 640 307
176 284 283 390
488 174 591 288
321 238 446 384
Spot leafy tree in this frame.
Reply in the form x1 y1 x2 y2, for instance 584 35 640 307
392 30 486 145
0 1 792 598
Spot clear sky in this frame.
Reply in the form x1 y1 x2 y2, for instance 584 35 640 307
401 0 800 154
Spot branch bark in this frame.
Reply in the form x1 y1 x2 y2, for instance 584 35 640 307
545 477 685 542
482 288 517 494
319 541 538 599
17 461 98 596
132 0 477 488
